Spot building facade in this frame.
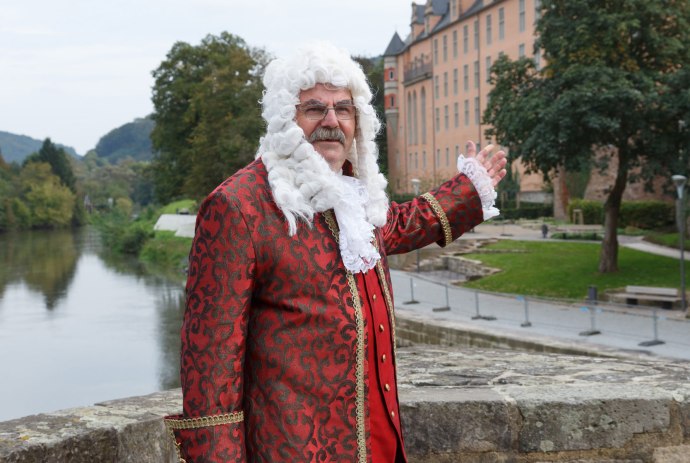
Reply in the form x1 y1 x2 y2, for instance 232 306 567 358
383 0 545 199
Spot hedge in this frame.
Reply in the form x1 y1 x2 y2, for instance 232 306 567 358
568 199 674 229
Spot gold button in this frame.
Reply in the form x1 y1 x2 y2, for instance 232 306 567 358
373 294 377 300
385 383 390 391
378 324 384 332
391 411 395 418
381 354 387 362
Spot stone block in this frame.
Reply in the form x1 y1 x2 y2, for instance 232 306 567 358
400 388 517 456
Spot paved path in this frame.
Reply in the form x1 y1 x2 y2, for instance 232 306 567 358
391 269 690 362
391 222 690 362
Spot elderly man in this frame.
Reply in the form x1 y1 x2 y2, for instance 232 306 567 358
164 42 506 462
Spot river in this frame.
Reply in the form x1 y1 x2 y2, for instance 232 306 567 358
0 227 185 422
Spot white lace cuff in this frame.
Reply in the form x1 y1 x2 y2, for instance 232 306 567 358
457 155 500 220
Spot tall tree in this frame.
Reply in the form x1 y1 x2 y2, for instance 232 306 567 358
484 0 690 273
24 138 77 192
354 56 388 177
150 32 269 203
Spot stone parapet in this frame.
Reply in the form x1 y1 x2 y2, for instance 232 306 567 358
1 347 688 462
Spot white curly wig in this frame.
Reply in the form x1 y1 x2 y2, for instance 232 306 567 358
257 41 389 236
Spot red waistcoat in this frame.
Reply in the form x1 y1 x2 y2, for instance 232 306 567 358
164 159 483 462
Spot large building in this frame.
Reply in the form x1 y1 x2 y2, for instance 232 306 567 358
383 0 547 201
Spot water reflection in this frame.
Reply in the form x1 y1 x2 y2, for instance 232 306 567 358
0 227 185 421
0 229 78 310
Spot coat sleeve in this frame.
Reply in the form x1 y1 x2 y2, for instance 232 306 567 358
164 189 255 462
381 173 484 256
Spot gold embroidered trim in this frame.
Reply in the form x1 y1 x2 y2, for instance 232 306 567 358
421 192 452 247
164 411 244 430
164 412 244 463
375 259 397 363
324 210 367 463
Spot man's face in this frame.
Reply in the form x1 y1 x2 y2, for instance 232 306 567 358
295 83 356 172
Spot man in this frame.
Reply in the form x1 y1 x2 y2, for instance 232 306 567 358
164 42 506 462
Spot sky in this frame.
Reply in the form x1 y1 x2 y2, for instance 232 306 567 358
0 0 413 155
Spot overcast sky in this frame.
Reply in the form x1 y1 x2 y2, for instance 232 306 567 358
0 0 412 155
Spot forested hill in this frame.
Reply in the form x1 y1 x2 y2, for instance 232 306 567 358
0 131 79 163
94 117 155 163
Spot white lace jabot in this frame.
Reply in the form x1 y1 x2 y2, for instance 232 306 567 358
457 155 500 220
333 175 380 274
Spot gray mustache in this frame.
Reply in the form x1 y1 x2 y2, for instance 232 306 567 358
308 127 346 145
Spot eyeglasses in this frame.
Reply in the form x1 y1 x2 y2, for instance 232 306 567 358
296 103 357 120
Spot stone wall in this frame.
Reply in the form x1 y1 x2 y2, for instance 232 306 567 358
2 342 689 462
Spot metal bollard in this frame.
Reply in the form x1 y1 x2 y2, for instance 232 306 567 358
518 296 532 327
639 307 665 347
433 284 450 312
403 277 419 304
471 290 496 321
578 305 601 336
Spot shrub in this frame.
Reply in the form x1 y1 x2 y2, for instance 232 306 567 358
568 199 674 229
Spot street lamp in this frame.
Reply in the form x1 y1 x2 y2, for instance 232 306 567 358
411 178 421 273
672 174 687 312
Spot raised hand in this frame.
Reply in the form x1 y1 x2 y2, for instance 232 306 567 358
465 140 508 187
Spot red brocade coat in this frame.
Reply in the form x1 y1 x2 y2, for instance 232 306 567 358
164 159 484 462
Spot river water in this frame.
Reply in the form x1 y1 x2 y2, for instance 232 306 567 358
0 227 185 421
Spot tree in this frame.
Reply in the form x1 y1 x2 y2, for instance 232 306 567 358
24 138 77 192
19 162 75 228
484 0 690 273
150 32 269 203
354 56 388 177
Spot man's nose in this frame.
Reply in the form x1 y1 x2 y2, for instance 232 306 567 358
320 108 339 127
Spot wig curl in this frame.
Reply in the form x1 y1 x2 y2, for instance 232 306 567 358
257 42 388 235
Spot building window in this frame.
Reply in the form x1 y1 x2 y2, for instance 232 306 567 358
422 150 426 169
455 145 459 160
519 43 525 57
388 69 394 80
453 68 458 95
463 64 469 91
434 39 439 64
444 105 449 130
451 0 456 18
535 0 542 21
473 60 480 89
443 35 448 62
473 19 479 50
435 149 440 167
446 147 450 166
407 93 412 145
415 152 418 169
499 7 505 40
519 0 526 32
421 88 427 144
535 52 541 70
435 108 440 131
434 76 439 99
443 72 448 97
474 96 480 124
463 25 469 54
452 30 458 58
412 91 418 145
485 56 492 82
454 102 459 128
486 14 492 46
464 99 470 126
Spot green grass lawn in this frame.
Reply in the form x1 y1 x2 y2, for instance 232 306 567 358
461 240 685 300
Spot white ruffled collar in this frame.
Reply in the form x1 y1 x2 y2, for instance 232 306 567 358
333 175 380 273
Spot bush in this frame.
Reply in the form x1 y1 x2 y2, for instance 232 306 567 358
120 221 154 255
500 203 553 220
568 199 674 229
567 199 603 224
620 201 674 229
